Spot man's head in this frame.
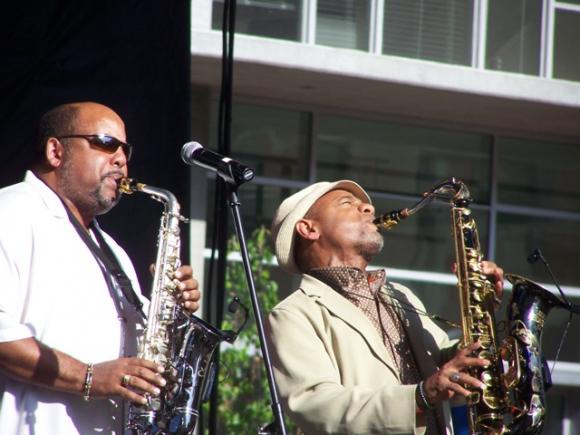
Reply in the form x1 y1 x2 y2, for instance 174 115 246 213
272 181 384 274
34 102 131 223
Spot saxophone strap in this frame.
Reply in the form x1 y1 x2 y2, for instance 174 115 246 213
387 284 447 435
91 225 145 318
62 202 145 319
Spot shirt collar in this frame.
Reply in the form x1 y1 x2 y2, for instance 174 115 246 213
24 170 69 219
307 266 386 295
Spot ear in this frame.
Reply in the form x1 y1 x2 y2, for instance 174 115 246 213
45 138 65 168
295 218 320 241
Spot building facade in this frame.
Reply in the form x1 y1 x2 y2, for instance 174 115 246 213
188 1 580 433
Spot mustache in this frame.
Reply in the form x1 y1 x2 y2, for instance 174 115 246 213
100 171 125 183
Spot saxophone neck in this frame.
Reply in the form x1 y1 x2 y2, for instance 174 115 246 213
374 178 472 231
119 178 187 222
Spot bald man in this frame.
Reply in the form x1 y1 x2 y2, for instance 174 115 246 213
0 102 200 434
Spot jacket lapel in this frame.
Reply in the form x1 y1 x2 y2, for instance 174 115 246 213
384 283 438 379
299 274 401 381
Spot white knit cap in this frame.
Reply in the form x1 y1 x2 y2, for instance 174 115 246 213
271 180 371 274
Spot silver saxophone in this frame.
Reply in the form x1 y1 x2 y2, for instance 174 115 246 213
119 178 235 435
374 178 567 434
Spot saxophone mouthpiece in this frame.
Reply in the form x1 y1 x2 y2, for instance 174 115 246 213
118 178 147 195
118 177 134 195
374 208 410 231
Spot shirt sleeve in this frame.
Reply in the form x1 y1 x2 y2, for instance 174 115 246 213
0 217 35 343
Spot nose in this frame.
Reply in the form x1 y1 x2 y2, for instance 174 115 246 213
111 145 128 168
359 202 374 214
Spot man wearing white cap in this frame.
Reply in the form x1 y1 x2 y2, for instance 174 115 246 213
267 180 504 435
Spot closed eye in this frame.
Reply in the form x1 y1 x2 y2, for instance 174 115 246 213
338 195 359 206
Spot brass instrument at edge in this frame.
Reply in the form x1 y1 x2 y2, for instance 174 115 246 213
374 178 566 435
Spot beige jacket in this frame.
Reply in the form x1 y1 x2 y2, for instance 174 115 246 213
266 273 458 435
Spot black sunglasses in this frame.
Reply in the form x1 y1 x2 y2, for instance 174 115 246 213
56 134 133 161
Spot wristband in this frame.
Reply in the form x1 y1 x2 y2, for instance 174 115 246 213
82 363 94 401
416 380 434 410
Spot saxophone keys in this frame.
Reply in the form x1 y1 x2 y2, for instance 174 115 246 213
480 370 496 387
482 390 504 410
467 391 481 405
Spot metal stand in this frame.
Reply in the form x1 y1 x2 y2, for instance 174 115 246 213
226 184 288 435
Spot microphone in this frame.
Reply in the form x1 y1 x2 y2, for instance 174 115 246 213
527 247 573 310
181 141 255 186
527 248 544 264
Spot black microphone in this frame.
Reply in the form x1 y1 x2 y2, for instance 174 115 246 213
527 248 543 264
527 247 573 309
181 141 255 186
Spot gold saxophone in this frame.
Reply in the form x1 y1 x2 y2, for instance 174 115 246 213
374 178 565 434
119 178 235 435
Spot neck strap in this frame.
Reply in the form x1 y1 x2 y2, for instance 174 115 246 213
62 203 145 318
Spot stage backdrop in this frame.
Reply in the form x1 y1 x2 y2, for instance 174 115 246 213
0 0 192 294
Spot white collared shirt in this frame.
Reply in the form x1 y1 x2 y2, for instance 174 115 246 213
0 171 146 434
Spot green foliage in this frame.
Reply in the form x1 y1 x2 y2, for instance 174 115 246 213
204 226 298 434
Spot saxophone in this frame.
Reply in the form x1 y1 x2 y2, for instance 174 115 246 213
119 178 235 435
374 178 566 434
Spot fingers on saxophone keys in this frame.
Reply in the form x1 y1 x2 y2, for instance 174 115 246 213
174 265 193 281
121 374 167 405
125 391 149 406
448 372 487 395
125 365 167 388
457 341 481 357
178 288 201 312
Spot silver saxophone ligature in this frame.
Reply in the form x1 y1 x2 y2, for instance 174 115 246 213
119 178 238 435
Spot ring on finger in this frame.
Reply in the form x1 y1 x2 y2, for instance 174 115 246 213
450 372 461 383
121 374 132 387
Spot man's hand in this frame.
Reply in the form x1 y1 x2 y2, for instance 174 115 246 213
422 342 489 405
452 260 504 306
91 358 166 404
174 265 200 313
481 260 504 305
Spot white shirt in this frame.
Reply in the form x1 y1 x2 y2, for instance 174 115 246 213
0 171 146 434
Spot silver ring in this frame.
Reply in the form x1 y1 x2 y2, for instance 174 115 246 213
450 372 461 383
121 374 132 387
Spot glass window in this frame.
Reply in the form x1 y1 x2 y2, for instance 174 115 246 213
236 183 295 231
496 213 580 287
210 102 311 180
212 0 302 41
316 0 371 50
485 0 542 75
497 137 580 213
315 114 492 202
383 0 473 65
553 9 580 82
370 195 490 274
204 182 296 245
394 280 459 334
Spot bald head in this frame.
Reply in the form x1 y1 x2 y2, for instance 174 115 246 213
33 102 129 226
35 102 125 167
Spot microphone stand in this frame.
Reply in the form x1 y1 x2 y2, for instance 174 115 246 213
225 182 288 435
